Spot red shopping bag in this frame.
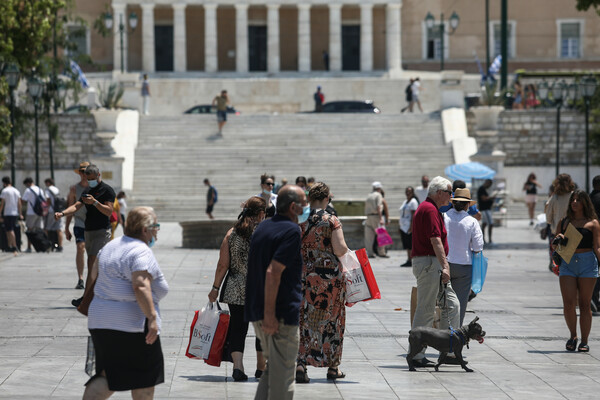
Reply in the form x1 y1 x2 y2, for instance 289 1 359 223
375 226 393 247
185 302 230 367
340 248 381 306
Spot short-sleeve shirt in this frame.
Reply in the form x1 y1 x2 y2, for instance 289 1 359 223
207 186 216 203
214 96 228 111
0 186 21 216
80 181 116 231
22 185 44 216
399 197 419 233
245 214 303 326
45 186 60 212
88 236 169 333
365 191 383 215
141 80 150 96
477 186 494 211
411 197 448 258
439 201 479 216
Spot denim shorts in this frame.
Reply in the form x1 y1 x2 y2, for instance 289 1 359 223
73 226 86 243
560 251 599 278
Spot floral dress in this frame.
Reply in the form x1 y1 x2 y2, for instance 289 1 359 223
298 210 346 368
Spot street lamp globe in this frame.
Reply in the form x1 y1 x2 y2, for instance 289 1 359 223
538 80 549 101
425 12 435 29
28 77 44 100
567 83 579 103
449 12 460 30
104 12 113 30
4 64 20 89
551 80 567 102
581 76 598 100
129 12 138 30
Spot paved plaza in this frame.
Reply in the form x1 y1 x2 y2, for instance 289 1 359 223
0 220 599 399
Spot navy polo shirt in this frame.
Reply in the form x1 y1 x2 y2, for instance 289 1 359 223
245 214 303 326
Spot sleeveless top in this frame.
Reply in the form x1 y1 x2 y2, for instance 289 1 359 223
525 182 537 195
576 227 594 249
220 231 250 306
74 183 87 228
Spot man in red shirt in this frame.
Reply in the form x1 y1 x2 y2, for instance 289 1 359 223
409 176 461 367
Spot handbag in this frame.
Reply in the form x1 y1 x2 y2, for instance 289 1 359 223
185 301 230 367
471 251 488 294
375 226 393 247
340 248 381 307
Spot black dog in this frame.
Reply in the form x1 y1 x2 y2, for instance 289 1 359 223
406 316 486 372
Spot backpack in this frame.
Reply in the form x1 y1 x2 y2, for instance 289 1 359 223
31 187 49 217
48 190 67 213
405 83 413 101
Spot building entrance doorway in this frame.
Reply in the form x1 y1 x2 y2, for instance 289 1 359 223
155 26 173 71
342 25 360 71
249 26 267 71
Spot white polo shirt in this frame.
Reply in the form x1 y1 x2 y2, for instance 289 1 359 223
443 207 484 265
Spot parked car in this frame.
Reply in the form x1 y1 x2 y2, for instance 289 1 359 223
64 104 90 114
320 100 380 113
184 105 240 115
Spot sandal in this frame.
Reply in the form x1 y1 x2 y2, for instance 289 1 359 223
326 367 346 380
578 343 590 352
295 363 310 384
566 337 578 352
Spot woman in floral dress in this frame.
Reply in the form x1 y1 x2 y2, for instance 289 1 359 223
296 182 350 383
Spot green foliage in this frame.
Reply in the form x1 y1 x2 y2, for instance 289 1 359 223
479 82 508 107
576 0 600 13
97 82 125 109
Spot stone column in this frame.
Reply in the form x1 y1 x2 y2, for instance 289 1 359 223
173 3 187 72
204 4 218 72
386 2 402 73
141 3 155 72
235 4 248 73
298 4 311 72
329 4 342 71
360 4 373 71
267 4 280 73
112 3 127 72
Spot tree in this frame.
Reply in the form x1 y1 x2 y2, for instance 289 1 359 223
576 0 600 13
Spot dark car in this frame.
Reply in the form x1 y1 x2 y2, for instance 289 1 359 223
64 104 90 114
184 105 240 115
320 100 380 113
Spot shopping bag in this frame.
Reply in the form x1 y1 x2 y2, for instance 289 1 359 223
471 251 488 294
185 301 230 367
409 287 441 329
375 226 393 247
340 248 381 306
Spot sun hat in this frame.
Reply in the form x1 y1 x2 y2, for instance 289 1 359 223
372 181 382 189
452 188 476 206
74 161 90 174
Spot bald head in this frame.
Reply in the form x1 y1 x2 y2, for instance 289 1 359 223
276 184 307 219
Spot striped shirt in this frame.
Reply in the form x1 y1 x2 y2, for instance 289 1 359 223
88 236 169 333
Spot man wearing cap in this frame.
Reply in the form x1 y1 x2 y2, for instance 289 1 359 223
364 182 386 258
64 162 89 289
314 86 324 112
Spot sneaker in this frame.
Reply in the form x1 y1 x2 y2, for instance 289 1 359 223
400 260 412 267
71 297 83 308
55 246 63 253
75 280 85 290
25 248 32 253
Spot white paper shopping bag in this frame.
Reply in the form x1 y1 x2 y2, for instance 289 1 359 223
186 302 221 359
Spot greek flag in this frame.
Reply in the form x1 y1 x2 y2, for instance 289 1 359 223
69 60 89 89
488 55 502 77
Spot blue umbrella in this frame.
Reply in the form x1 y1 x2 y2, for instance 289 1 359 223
444 162 496 181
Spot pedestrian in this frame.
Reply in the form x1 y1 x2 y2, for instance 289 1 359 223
0 176 22 255
65 161 90 290
141 73 150 115
296 182 350 383
55 164 116 308
110 197 122 240
245 185 308 400
212 90 229 135
204 178 217 220
523 173 542 225
322 50 329 71
296 176 308 194
408 176 460 368
117 191 127 225
546 173 575 245
415 175 430 203
307 177 315 189
443 188 484 326
552 190 599 353
401 78 414 113
477 179 496 244
589 175 600 313
44 178 64 252
314 86 324 112
439 180 482 220
364 181 387 258
258 174 277 218
399 186 419 267
409 77 423 113
84 206 168 399
208 197 267 382
21 177 46 253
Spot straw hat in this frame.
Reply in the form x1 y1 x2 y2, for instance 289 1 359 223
452 188 477 206
74 161 90 174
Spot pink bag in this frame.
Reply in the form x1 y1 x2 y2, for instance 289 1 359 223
375 226 393 247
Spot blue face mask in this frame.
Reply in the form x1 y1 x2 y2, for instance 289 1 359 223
148 236 156 248
263 188 272 195
88 179 98 188
297 205 311 224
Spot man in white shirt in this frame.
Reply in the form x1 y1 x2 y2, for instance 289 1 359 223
415 175 430 203
21 177 46 252
44 178 63 252
409 77 423 113
0 176 22 254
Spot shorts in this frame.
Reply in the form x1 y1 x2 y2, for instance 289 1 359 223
74 226 86 243
206 204 214 214
525 194 537 204
84 228 111 256
217 110 227 122
399 230 412 250
481 210 493 225
25 214 44 230
2 215 18 231
44 213 62 231
560 251 599 278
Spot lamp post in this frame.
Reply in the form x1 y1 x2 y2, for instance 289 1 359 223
28 77 44 185
543 80 568 177
104 11 138 73
4 64 20 184
580 76 598 193
425 11 460 71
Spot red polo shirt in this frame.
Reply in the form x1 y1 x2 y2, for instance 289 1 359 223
411 197 448 257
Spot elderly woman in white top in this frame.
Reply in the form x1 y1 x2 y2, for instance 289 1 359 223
85 206 168 399
443 188 484 326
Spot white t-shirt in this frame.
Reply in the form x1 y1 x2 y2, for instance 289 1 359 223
45 186 59 212
118 198 127 215
88 236 169 333
443 208 484 265
0 186 21 216
399 197 419 233
22 185 45 216
415 186 429 203
411 80 421 97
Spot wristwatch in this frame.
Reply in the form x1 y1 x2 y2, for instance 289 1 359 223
93 200 99 207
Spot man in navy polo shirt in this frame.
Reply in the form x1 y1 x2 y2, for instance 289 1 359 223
409 176 461 368
246 185 308 400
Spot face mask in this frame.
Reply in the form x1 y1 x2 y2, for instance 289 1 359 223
148 236 156 248
88 179 98 188
297 205 310 224
263 188 272 195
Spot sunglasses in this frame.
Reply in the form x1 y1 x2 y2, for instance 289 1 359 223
264 182 274 186
442 190 452 194
148 223 161 231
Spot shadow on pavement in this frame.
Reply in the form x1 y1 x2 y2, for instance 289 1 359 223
180 375 226 382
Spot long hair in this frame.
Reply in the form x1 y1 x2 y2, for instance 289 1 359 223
552 173 575 196
234 196 266 239
566 189 597 222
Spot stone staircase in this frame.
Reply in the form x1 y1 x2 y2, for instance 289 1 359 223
131 113 454 221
